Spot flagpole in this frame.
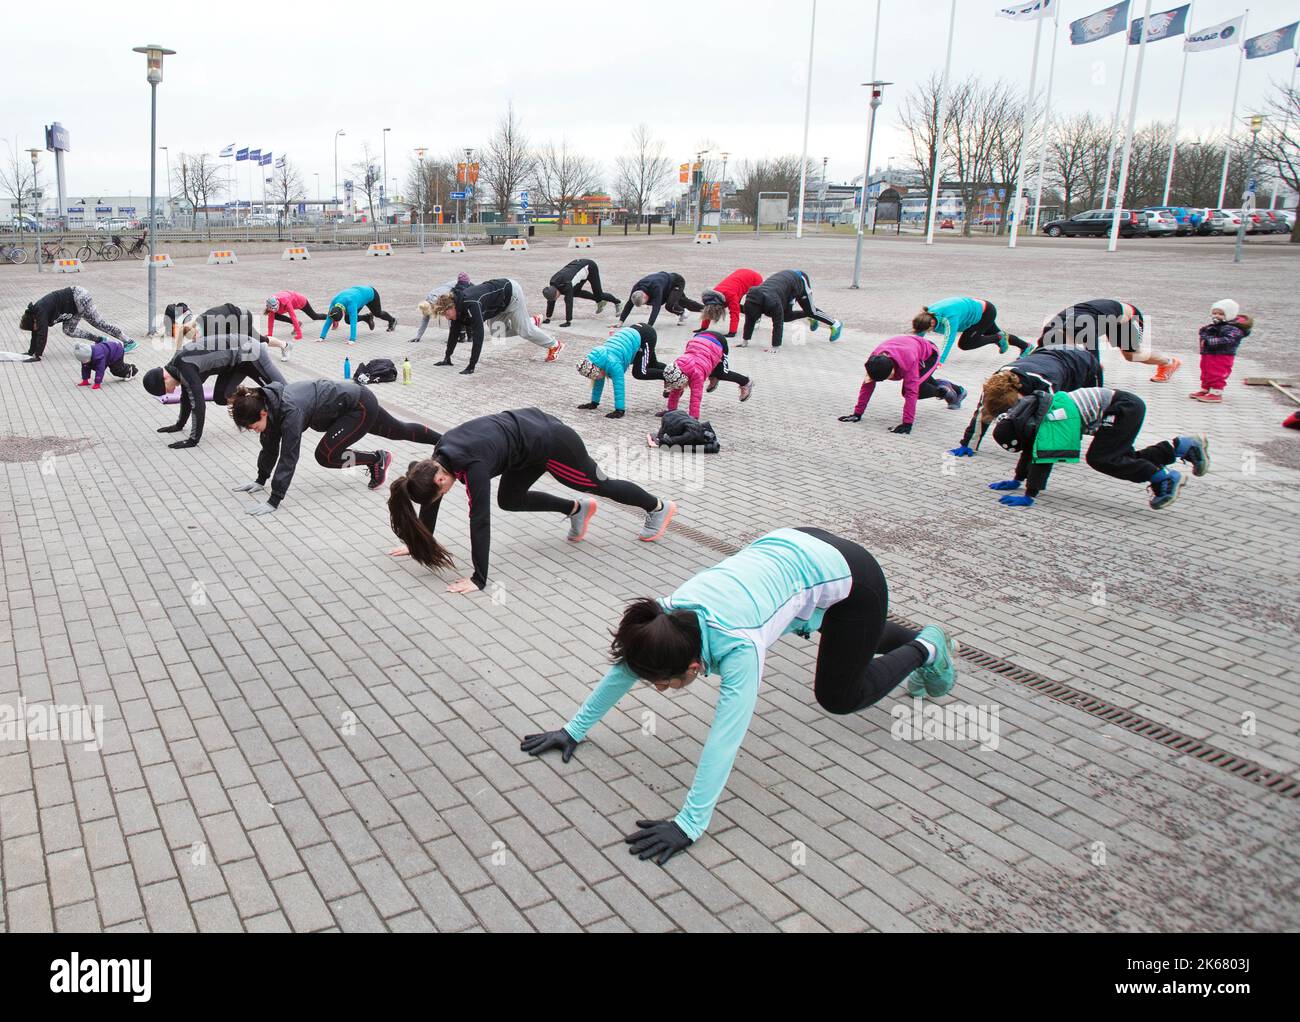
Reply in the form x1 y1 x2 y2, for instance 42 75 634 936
1030 0 1063 235
1109 0 1154 252
851 0 884 288
1162 1 1195 205
1217 9 1249 209
1010 12 1046 249
926 0 959 246
1276 56 1299 208
1101 31 1133 210
795 0 817 240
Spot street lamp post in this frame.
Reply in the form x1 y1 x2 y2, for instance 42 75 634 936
414 147 428 253
852 82 891 289
382 127 391 224
27 150 42 273
720 151 729 238
133 44 175 337
1234 115 1265 265
334 129 346 242
818 156 828 227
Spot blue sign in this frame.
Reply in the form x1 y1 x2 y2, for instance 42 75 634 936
520 190 530 209
120 207 136 214
450 191 468 200
45 122 71 153
249 149 261 162
297 202 306 214
95 206 112 213
226 201 237 209
68 206 84 213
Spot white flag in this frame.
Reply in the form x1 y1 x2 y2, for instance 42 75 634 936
998 0 1055 20
1184 15 1244 52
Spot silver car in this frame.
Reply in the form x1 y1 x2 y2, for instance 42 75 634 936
1139 209 1177 236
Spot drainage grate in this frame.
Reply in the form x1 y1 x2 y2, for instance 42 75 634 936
669 521 1300 800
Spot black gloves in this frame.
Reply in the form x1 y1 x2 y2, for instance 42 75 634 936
838 413 861 423
576 401 599 410
520 729 578 763
889 423 913 435
605 409 625 419
625 820 693 866
157 424 184 434
168 438 198 449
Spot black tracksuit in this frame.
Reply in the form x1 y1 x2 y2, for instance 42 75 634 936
959 346 1104 449
740 270 834 348
198 303 270 344
545 259 619 324
1038 299 1145 353
618 272 702 326
422 409 659 589
443 278 514 372
255 381 441 506
165 337 286 444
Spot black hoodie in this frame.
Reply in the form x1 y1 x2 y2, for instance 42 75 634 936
255 380 367 505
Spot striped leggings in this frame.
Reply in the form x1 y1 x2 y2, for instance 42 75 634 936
497 422 658 514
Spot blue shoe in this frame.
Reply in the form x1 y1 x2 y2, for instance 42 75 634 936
829 320 844 342
907 625 958 698
946 384 967 410
808 319 819 332
996 330 1009 354
1148 469 1186 510
1174 434 1210 477
122 340 138 353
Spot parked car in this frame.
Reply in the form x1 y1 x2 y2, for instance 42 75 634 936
1234 209 1282 234
1041 209 1148 238
1274 210 1296 232
1189 208 1238 235
245 213 278 226
1 215 40 233
1139 209 1178 236
1143 205 1196 235
1258 210 1289 234
95 217 134 232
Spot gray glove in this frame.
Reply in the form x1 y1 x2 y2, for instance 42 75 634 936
245 502 277 517
232 481 265 493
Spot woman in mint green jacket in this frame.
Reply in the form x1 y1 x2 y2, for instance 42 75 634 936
521 527 958 866
918 296 1028 365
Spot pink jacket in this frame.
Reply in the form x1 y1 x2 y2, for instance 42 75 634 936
267 290 308 337
666 332 726 419
853 334 939 424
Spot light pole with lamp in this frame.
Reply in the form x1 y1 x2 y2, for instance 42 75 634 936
132 44 174 337
1234 115 1264 265
851 81 891 289
382 127 391 224
27 150 43 273
817 156 828 227
334 129 346 241
463 147 475 229
719 151 729 236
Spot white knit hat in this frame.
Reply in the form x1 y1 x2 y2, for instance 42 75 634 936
72 341 95 363
1212 299 1239 321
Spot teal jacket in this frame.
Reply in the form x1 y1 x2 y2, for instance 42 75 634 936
924 296 985 364
563 528 853 840
320 285 377 342
587 327 644 411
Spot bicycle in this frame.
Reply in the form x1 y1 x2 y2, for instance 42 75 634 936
120 232 149 259
38 237 72 263
77 236 123 262
0 241 29 264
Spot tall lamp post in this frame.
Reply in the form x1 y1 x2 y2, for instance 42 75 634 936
27 150 42 273
1234 115 1264 266
382 127 391 224
159 146 172 223
720 151 729 231
133 43 174 337
851 82 891 289
334 129 346 215
463 147 475 229
817 155 828 227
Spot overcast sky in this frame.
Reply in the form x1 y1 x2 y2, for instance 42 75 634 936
3 0 1297 202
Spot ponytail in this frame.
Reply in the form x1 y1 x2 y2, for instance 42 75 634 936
388 460 455 572
913 310 937 335
609 598 701 682
227 386 266 428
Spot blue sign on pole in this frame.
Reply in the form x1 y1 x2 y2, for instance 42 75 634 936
519 190 530 209
297 202 306 214
450 191 468 200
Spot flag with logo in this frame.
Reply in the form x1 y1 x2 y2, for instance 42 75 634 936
236 147 249 162
1244 22 1298 60
1185 16 1244 52
249 149 261 162
1070 1 1130 44
218 143 236 158
1129 4 1189 44
261 152 272 166
997 0 1055 20
274 156 285 169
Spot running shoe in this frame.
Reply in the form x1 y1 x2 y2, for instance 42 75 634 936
125 364 139 379
997 330 1009 354
121 340 138 353
387 318 397 332
829 320 844 342
1150 357 1182 383
739 381 755 402
946 384 967 410
808 319 820 332
567 497 597 543
905 624 958 698
281 340 294 362
706 377 719 393
1174 435 1211 477
677 312 688 326
368 451 393 490
596 301 608 315
638 500 677 542
1194 391 1222 403
545 340 564 363
1188 390 1208 400
1148 469 1186 510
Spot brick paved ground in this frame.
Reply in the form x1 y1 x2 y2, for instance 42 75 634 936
1 232 1296 932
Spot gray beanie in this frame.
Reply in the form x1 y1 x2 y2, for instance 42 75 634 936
73 341 95 363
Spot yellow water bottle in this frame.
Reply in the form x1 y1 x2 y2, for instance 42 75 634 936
402 357 412 385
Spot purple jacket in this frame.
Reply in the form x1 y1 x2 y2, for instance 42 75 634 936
1198 317 1250 357
853 334 939 423
82 339 125 385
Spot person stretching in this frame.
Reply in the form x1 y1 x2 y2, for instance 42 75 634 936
1037 299 1181 382
166 301 294 360
319 285 397 344
227 381 441 515
662 328 754 421
618 271 703 327
949 345 1103 456
700 305 753 397
265 291 326 342
519 527 958 866
838 326 964 434
410 273 471 343
990 389 1209 510
432 278 561 375
575 324 665 419
73 339 137 390
542 258 620 327
740 269 843 349
387 409 677 594
699 268 764 338
20 286 138 360
916 296 1027 365
142 334 287 448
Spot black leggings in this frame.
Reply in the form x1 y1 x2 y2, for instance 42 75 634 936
708 337 750 387
633 332 665 381
547 268 620 322
275 299 326 326
361 294 397 329
794 527 925 716
665 286 704 316
915 351 950 402
497 422 659 514
315 387 441 469
956 302 1004 352
1084 391 1175 484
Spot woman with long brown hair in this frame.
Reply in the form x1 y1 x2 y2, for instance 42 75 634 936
388 408 676 594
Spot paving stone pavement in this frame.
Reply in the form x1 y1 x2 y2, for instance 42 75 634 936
0 233 1297 932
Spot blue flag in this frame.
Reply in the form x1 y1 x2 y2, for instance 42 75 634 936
261 152 272 166
1129 4 1189 44
236 147 249 162
249 149 261 162
1244 23 1298 60
1071 1 1130 44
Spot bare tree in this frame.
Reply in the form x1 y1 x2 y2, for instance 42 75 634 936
1049 114 1107 215
988 82 1041 234
1 140 43 235
531 140 601 229
613 124 673 221
171 152 223 229
1253 81 1300 242
943 77 1006 236
898 73 947 226
734 155 803 221
349 145 382 236
269 156 305 226
403 155 457 224
480 104 536 221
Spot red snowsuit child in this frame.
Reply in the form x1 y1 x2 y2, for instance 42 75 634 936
699 268 764 337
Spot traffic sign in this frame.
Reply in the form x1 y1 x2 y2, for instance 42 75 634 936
432 205 442 214
520 190 530 209
450 191 468 200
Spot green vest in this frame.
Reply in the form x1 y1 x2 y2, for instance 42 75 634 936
1032 392 1083 464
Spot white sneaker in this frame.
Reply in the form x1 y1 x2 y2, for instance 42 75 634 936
280 340 294 362
677 312 688 326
